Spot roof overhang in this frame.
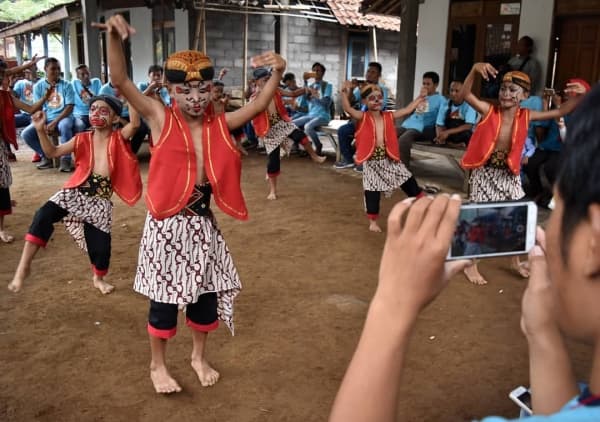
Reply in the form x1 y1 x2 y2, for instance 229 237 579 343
0 2 81 38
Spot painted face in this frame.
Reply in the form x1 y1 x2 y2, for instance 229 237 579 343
77 67 90 85
422 78 437 95
170 80 213 117
449 82 462 103
499 82 525 107
364 89 383 111
89 101 115 128
365 66 381 84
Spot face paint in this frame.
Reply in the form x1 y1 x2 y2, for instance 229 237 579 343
171 80 212 117
89 103 113 128
499 83 524 105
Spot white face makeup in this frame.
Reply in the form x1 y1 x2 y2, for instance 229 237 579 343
89 101 115 128
170 80 213 117
499 82 525 106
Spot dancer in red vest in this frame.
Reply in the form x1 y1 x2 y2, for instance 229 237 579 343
0 57 50 243
341 82 426 232
8 95 142 294
459 63 586 285
100 14 287 394
251 67 326 199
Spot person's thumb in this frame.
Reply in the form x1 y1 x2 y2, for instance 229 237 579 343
528 245 549 289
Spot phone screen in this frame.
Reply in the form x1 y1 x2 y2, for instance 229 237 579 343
448 203 532 259
518 390 532 410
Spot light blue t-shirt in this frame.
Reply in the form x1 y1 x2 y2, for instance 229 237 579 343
480 395 600 421
72 78 102 118
402 93 446 132
538 118 562 152
520 96 544 141
33 79 75 122
137 81 171 106
99 83 129 118
306 80 332 121
436 100 478 127
13 79 34 105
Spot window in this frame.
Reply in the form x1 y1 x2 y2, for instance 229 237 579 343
152 3 175 65
347 33 369 80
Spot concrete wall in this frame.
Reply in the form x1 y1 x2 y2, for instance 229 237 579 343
519 0 555 90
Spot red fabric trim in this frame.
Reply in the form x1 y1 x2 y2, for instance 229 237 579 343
355 112 399 164
147 323 177 339
0 208 12 216
91 265 108 276
0 91 17 149
299 136 309 146
367 213 378 220
416 191 426 199
25 233 47 247
266 170 281 178
186 318 219 333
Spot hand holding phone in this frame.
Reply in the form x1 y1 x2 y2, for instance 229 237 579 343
447 201 537 260
509 386 533 415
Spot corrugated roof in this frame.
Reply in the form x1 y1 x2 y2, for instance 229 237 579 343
326 0 401 31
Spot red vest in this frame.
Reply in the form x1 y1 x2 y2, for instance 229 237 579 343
461 105 530 175
63 131 142 206
251 91 291 137
145 101 248 221
0 91 17 149
354 111 400 164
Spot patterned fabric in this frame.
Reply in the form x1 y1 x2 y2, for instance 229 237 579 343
469 166 525 202
78 173 113 200
0 139 12 189
133 210 241 334
261 119 295 156
363 150 412 192
182 184 212 217
49 185 113 251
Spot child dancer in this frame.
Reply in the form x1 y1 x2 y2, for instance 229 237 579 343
101 14 287 394
341 82 426 232
8 95 142 294
1 58 51 243
459 63 585 285
251 67 326 200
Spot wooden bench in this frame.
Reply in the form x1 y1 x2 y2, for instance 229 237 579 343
411 141 470 193
316 119 350 162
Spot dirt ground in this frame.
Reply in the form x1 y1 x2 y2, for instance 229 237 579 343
0 144 592 422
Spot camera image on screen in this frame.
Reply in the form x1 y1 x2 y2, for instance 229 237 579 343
449 204 529 259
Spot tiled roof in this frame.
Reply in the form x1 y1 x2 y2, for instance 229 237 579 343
325 0 401 32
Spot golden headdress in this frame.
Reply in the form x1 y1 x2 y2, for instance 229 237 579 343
164 50 214 83
503 71 531 92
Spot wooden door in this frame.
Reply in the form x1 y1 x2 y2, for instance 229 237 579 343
553 17 600 88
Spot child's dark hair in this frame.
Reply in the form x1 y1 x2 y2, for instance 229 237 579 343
44 57 59 69
423 71 439 85
312 62 326 73
76 64 88 71
556 84 600 261
148 64 163 74
367 62 382 74
360 83 382 99
212 80 225 87
283 72 295 83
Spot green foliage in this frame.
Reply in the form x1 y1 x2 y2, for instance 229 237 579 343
0 0 73 23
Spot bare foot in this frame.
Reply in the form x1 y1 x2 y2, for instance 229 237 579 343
511 258 530 278
267 192 277 200
0 230 15 243
150 365 182 394
93 277 115 295
8 266 30 293
191 358 220 387
311 154 326 164
369 221 382 233
464 265 488 285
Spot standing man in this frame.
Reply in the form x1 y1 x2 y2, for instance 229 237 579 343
72 64 102 133
508 36 542 96
334 62 388 169
291 62 332 156
21 57 75 172
397 71 446 168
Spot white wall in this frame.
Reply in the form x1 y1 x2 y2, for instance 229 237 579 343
519 0 555 90
414 0 450 97
175 9 189 51
129 7 153 84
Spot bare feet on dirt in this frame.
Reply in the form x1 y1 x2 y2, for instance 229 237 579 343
150 365 182 394
8 265 30 292
191 357 220 387
93 276 115 295
0 230 14 243
369 221 382 233
464 264 488 285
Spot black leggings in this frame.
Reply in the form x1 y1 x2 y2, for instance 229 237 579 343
148 293 219 338
267 146 281 176
28 201 111 274
364 177 422 217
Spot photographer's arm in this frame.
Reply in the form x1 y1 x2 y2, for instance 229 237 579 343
330 195 469 422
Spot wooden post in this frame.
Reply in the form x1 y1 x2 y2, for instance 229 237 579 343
395 0 419 111
242 6 249 103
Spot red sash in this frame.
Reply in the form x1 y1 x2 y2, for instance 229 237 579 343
354 111 400 164
251 91 291 137
64 131 142 205
145 101 248 220
461 106 529 175
0 91 17 149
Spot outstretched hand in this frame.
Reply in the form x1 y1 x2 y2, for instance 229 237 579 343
473 62 498 81
24 54 45 68
250 51 286 73
31 110 46 131
374 195 471 315
92 14 136 40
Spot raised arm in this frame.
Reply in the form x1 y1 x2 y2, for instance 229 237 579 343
340 80 363 121
120 103 141 141
31 111 74 158
5 54 44 76
392 94 426 120
460 63 495 116
329 195 469 422
11 85 51 114
225 51 286 131
530 82 586 121
94 15 164 133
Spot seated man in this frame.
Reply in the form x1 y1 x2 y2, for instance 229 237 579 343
397 71 446 167
334 62 388 169
434 80 477 147
137 64 170 106
71 64 102 133
21 57 75 172
281 72 307 118
291 62 332 155
12 65 36 129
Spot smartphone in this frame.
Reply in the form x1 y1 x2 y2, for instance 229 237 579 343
509 386 533 415
447 201 537 260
